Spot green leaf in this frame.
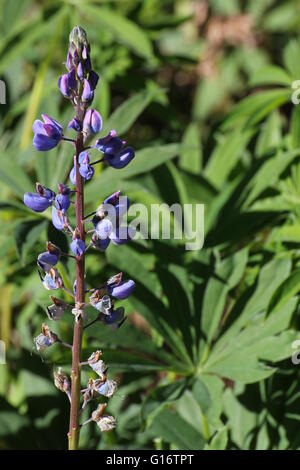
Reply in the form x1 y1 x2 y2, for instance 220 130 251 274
14 219 47 264
104 85 166 135
222 89 291 131
81 5 154 59
249 65 292 87
0 151 34 197
179 123 202 174
150 406 205 450
267 269 300 316
204 129 253 188
207 427 228 450
291 106 300 150
243 149 300 207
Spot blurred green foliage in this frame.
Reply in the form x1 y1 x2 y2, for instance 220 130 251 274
1 0 300 450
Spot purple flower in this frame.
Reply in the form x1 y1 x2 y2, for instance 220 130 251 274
33 114 63 151
91 234 111 252
37 242 61 272
52 207 66 231
77 61 84 80
68 117 82 132
102 307 125 329
95 130 124 155
88 70 99 90
83 109 102 135
104 192 130 220
105 146 135 169
66 51 73 70
55 183 71 213
24 183 55 212
82 78 93 102
70 229 85 257
58 68 77 98
107 279 135 300
69 151 94 184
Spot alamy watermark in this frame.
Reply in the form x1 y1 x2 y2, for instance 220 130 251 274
96 198 205 251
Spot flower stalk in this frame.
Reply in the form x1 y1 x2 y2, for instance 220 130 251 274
68 117 85 450
24 25 137 451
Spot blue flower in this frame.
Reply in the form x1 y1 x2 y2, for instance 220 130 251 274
83 109 102 135
55 183 71 213
88 70 99 90
24 183 55 212
95 130 124 154
33 114 63 151
69 151 94 184
37 242 61 272
70 229 85 257
82 78 93 102
52 207 67 231
95 130 135 169
58 68 77 98
102 307 126 329
107 278 135 300
105 146 135 169
68 117 82 132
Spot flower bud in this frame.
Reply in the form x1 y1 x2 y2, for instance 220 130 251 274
82 78 93 102
70 228 85 257
68 117 82 132
77 61 84 80
69 26 89 55
88 71 99 90
55 183 71 213
83 109 102 135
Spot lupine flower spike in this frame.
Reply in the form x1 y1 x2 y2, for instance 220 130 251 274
23 26 137 450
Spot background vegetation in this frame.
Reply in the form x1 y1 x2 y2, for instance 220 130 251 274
1 0 300 450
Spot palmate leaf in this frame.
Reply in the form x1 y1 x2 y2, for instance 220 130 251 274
149 405 205 450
